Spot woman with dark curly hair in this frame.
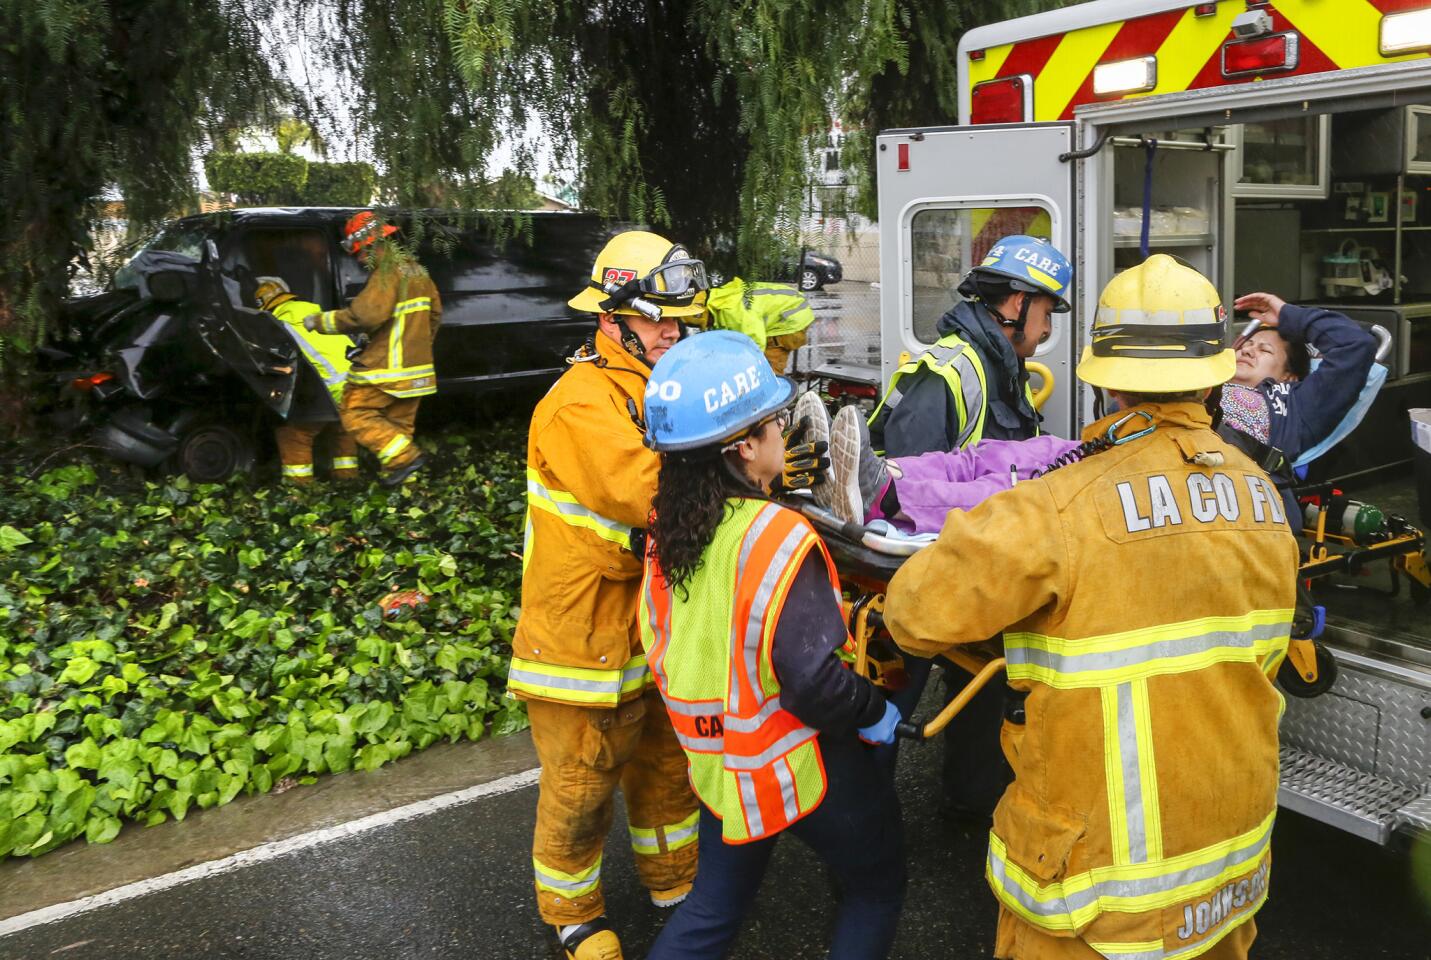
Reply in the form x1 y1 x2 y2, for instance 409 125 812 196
639 331 907 960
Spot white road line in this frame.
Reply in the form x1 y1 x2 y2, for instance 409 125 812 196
0 766 542 938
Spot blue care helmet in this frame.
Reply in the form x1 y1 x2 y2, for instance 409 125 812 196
644 331 796 452
958 234 1074 313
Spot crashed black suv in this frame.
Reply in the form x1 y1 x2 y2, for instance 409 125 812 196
42 208 614 481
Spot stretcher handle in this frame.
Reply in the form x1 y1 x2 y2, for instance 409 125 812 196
1025 361 1054 412
895 656 1008 741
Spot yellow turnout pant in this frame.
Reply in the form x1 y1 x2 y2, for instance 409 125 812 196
764 330 809 375
339 384 422 471
527 688 699 925
275 421 359 483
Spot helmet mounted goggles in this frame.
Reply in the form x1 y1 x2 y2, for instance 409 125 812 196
589 244 709 314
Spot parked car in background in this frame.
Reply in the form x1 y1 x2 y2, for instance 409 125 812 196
793 249 842 291
707 247 843 291
40 208 617 481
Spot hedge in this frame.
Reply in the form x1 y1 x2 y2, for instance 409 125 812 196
0 426 529 860
302 161 376 206
204 152 308 206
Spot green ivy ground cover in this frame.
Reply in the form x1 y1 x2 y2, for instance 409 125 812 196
0 426 530 860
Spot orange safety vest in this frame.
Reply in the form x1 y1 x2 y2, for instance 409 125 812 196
640 498 847 843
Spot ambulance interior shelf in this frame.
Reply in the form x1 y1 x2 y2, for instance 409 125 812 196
1110 134 1228 287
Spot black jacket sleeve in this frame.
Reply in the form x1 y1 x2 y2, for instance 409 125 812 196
770 552 887 734
1268 304 1377 458
882 368 960 458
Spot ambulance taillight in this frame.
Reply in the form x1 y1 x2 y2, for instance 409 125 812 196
971 75 1032 124
1221 33 1300 77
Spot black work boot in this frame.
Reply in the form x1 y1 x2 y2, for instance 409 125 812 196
379 452 427 487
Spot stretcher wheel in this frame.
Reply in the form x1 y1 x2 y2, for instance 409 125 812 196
1278 643 1338 699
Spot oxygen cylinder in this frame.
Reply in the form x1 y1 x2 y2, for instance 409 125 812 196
1302 498 1387 543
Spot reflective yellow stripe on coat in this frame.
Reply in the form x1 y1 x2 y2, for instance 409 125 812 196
524 468 634 550
987 808 1275 934
1003 610 1294 690
868 332 991 450
507 652 650 707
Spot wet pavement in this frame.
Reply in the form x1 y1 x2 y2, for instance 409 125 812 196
3 717 1429 960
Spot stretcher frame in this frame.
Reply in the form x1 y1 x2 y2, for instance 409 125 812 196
795 483 1431 738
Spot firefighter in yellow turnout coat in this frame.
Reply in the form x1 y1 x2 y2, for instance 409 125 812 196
885 257 1299 960
514 231 706 960
253 278 360 483
307 211 442 486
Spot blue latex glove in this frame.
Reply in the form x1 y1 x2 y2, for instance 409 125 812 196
858 699 901 746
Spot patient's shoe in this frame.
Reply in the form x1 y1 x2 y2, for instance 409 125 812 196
792 391 837 508
831 406 894 525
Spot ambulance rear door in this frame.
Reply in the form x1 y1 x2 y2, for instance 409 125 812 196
876 122 1078 439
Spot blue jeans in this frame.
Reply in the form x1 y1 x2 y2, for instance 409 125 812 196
647 738 906 960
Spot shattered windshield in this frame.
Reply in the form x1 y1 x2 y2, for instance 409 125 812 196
112 225 209 291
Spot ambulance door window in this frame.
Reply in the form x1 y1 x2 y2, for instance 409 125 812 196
908 205 1051 345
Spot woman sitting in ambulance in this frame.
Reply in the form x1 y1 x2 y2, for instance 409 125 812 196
638 331 907 960
811 288 1376 532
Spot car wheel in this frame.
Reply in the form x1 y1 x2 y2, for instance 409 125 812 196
175 420 256 483
799 268 821 292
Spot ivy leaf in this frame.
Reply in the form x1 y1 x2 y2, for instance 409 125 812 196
85 815 122 845
64 738 102 771
0 525 32 551
57 657 100 685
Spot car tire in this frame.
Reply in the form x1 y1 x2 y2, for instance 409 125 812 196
799 268 822 292
175 419 256 483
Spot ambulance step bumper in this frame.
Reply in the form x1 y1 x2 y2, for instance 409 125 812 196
1277 745 1427 845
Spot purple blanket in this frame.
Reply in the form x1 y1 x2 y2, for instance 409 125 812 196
881 436 1081 533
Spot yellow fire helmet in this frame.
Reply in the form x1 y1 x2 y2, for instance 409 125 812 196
568 230 709 318
1077 255 1235 394
254 276 296 313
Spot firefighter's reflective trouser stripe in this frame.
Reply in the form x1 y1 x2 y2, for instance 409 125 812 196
339 384 422 470
994 908 1258 960
528 689 699 925
275 421 360 483
763 330 809 375
869 333 991 450
641 499 837 844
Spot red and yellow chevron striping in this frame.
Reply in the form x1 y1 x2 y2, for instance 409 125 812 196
968 1 1431 124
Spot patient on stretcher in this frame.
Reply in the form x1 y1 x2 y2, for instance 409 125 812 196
790 294 1374 535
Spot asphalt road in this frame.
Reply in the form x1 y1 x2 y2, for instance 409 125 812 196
4 731 1429 960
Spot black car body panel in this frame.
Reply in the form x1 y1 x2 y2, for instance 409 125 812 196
46 208 617 477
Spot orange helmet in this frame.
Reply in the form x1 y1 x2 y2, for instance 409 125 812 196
342 210 398 254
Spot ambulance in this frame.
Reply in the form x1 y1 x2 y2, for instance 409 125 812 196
869 0 1431 846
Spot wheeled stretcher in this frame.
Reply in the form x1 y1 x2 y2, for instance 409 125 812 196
793 477 1431 738
797 328 1429 732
